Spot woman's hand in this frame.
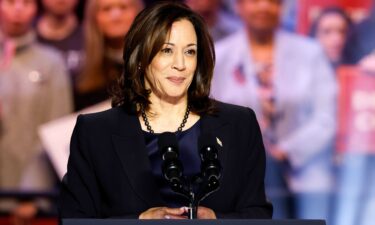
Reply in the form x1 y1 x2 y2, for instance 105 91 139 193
139 207 187 219
197 206 216 219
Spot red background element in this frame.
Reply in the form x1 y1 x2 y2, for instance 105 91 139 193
297 0 373 34
336 66 375 154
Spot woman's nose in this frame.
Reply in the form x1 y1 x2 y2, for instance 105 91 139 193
172 52 186 71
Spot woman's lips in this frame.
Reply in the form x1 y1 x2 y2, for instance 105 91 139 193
167 76 185 85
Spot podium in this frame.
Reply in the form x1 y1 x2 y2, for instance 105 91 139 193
62 219 326 225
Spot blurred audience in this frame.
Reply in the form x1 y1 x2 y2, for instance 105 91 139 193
222 0 298 31
310 7 352 69
350 4 375 74
0 0 72 223
36 0 84 87
185 0 240 41
211 0 336 223
74 0 143 110
332 4 375 225
358 52 375 74
334 136 375 225
280 0 297 31
1 0 375 224
343 4 375 66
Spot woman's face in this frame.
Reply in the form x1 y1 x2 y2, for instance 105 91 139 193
145 19 198 103
41 0 77 16
185 0 221 15
316 12 349 63
236 0 282 34
96 0 140 39
0 0 37 37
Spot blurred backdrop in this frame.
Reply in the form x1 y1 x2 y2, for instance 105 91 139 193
0 0 374 225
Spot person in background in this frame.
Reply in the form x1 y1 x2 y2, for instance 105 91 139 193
343 4 375 65
211 0 336 223
36 0 84 88
310 7 352 69
184 0 240 42
332 4 375 225
222 0 298 32
343 4 375 74
74 0 143 111
0 0 72 223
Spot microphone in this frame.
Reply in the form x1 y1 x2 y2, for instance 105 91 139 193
198 133 222 184
158 132 184 192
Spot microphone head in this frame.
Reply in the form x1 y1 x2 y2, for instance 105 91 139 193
201 160 222 180
158 132 178 149
158 132 179 160
198 133 218 161
162 160 183 181
199 133 222 182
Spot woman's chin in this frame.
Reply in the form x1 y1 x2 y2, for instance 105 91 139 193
161 92 187 103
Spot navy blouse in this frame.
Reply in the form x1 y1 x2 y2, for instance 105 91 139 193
143 120 201 207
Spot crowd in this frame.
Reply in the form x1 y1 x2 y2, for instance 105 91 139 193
0 0 374 225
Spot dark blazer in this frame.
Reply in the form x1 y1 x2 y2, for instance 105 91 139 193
59 101 273 219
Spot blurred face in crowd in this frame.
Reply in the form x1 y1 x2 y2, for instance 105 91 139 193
236 0 282 35
96 0 141 39
0 0 37 37
185 0 221 15
315 12 349 63
41 0 78 16
145 19 197 102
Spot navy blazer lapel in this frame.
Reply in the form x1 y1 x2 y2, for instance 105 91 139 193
110 106 231 207
111 108 164 207
200 112 230 185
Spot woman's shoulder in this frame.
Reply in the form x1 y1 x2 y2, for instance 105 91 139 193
75 106 131 132
213 100 257 122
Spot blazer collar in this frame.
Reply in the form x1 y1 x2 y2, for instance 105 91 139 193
111 106 230 207
111 107 164 208
200 110 230 191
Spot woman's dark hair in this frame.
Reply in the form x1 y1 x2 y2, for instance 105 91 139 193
310 7 353 37
111 1 216 115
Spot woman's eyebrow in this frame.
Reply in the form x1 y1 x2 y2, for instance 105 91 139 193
164 43 197 47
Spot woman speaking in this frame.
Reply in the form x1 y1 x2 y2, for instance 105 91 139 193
59 2 272 219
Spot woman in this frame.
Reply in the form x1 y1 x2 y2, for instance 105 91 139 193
310 7 352 68
36 0 85 86
59 2 272 219
74 0 143 110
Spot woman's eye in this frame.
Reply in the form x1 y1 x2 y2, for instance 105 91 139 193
161 48 173 54
186 49 196 56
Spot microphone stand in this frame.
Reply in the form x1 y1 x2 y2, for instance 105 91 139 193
159 132 221 219
186 175 220 219
166 174 219 219
188 191 197 219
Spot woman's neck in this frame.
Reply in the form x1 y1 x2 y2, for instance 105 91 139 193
147 93 188 118
247 31 274 64
140 93 197 133
37 13 78 41
247 28 275 46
